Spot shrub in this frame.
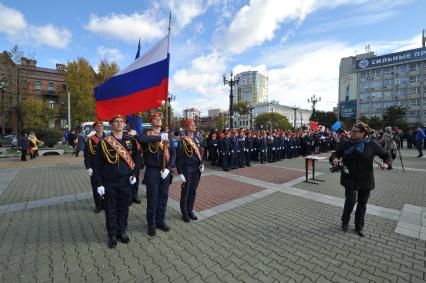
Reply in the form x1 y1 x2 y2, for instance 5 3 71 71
33 129 63 148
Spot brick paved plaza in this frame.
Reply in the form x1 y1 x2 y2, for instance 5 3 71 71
0 149 425 282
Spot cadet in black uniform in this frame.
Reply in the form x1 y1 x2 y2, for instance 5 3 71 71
245 131 253 167
238 130 246 167
139 112 176 236
84 120 106 213
208 133 218 166
176 119 204 222
222 131 231 171
260 131 268 164
94 115 142 248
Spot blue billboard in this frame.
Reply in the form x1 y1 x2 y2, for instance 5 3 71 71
355 47 426 70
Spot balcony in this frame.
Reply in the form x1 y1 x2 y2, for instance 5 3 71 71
43 90 59 97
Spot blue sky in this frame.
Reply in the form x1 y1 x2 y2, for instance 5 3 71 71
0 0 425 115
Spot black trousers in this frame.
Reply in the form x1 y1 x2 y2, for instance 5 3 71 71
104 180 132 238
144 167 170 228
90 175 103 209
341 187 370 229
180 165 201 216
131 174 140 201
416 141 423 156
21 150 27 161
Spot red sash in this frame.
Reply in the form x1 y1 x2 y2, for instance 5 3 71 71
147 131 170 162
90 135 100 144
181 136 202 161
104 136 135 170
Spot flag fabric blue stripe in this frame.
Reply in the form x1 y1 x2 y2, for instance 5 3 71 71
95 55 169 101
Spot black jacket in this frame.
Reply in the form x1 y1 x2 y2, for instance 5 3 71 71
330 139 392 191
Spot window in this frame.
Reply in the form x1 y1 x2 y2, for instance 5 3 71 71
360 82 370 90
60 119 68 129
48 82 55 91
409 87 420 94
49 100 55 109
35 81 42 91
409 76 420 83
395 77 408 84
396 89 407 96
371 80 381 89
383 79 393 87
360 104 370 110
360 92 370 99
48 119 55 129
61 84 67 92
360 71 370 79
395 65 408 73
410 63 420 71
408 111 419 118
383 68 392 76
21 79 28 89
384 91 392 97
372 103 382 110
371 92 382 98
410 100 420 106
371 70 381 78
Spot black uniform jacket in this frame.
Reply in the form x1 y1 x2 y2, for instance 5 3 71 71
330 139 392 191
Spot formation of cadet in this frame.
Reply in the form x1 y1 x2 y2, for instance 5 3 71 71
85 112 207 248
205 128 337 170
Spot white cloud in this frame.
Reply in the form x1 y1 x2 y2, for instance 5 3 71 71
166 0 206 31
29 25 71 49
172 52 229 113
0 2 27 36
0 2 71 49
97 46 123 63
85 12 166 43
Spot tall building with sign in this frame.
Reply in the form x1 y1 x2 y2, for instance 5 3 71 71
234 71 268 105
339 32 426 126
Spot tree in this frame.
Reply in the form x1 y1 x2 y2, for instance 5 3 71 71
215 115 225 131
254 112 292 131
383 106 407 129
367 116 384 130
96 60 119 85
65 58 96 128
233 101 249 115
309 111 337 128
7 45 24 64
21 96 57 130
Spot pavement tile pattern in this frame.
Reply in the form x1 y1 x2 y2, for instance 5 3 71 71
169 175 265 211
230 165 306 184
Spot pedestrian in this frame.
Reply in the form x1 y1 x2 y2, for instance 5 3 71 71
93 114 141 248
139 112 175 237
28 132 43 159
18 131 30 161
69 129 77 154
379 126 397 160
84 120 106 213
330 122 392 237
221 131 231 171
176 119 204 222
415 126 425 158
75 130 88 157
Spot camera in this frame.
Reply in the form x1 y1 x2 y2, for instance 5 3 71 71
330 163 349 174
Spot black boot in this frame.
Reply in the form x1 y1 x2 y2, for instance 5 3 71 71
355 228 365 237
189 212 198 221
341 223 348 232
117 233 130 244
182 215 190 223
148 226 156 237
157 223 171 232
108 236 117 248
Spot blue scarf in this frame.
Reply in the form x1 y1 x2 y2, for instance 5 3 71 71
344 139 370 155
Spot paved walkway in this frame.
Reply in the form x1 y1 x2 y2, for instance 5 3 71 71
0 151 425 282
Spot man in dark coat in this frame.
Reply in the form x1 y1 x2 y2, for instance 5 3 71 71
330 122 392 237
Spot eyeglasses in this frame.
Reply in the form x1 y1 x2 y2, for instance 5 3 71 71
350 129 361 133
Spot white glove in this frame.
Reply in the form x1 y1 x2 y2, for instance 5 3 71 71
160 133 169 141
97 186 105 196
179 174 186 183
87 168 93 176
129 176 136 185
161 168 170 179
199 164 204 173
129 129 137 136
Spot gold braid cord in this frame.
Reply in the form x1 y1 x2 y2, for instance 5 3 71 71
182 139 194 158
101 140 119 165
88 139 96 155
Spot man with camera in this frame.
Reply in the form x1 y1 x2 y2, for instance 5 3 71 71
330 122 392 237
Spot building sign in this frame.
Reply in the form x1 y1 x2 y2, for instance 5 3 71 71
355 47 426 70
339 73 357 102
339 100 356 119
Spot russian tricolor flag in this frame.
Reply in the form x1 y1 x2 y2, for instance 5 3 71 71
94 35 170 120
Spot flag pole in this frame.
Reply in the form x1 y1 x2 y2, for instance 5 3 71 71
162 12 171 171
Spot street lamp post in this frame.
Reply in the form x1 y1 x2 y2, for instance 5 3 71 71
223 71 239 129
292 105 298 129
167 93 176 130
307 94 321 121
0 79 8 136
249 104 254 130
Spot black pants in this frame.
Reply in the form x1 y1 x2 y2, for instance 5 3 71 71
90 175 103 209
132 174 140 201
180 165 201 217
104 180 132 238
144 167 170 228
21 150 27 161
416 141 423 156
341 187 370 229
